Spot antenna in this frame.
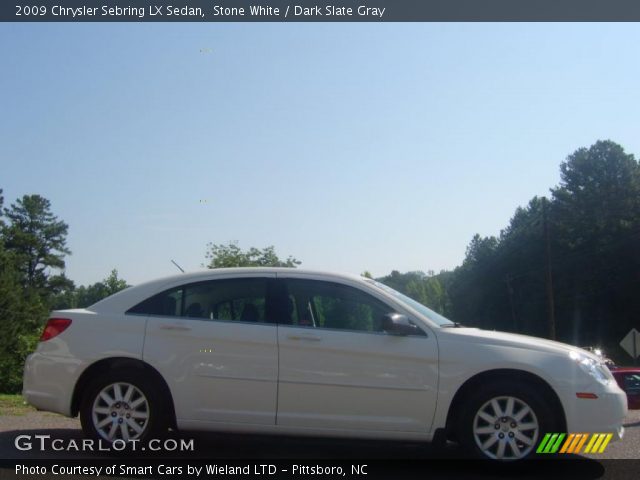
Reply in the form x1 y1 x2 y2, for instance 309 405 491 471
170 259 185 273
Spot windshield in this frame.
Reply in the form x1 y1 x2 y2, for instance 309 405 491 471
366 279 456 327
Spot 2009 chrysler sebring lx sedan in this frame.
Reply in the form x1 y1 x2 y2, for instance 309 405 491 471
23 268 627 460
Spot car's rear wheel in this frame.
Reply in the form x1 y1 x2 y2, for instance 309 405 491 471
80 370 167 445
458 381 556 460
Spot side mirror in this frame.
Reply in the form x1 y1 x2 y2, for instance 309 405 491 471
382 313 423 336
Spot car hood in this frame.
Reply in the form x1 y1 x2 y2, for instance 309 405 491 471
437 327 599 360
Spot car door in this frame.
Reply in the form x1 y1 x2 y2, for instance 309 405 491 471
138 274 278 425
275 276 439 434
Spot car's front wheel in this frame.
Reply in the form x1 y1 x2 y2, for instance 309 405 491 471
459 381 556 460
80 370 167 445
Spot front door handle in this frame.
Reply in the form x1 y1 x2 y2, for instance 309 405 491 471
287 334 321 342
160 324 192 331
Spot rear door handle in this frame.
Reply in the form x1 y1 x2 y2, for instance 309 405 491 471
287 334 321 342
160 324 192 331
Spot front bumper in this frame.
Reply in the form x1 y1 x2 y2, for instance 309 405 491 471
561 381 628 441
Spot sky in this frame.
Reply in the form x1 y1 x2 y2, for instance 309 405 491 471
2 23 640 286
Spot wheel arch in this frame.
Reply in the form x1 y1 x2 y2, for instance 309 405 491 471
444 368 566 440
71 357 177 429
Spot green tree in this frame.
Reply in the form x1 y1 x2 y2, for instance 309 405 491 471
0 269 47 392
553 140 640 240
205 241 301 268
50 269 130 309
448 140 640 359
2 195 70 292
377 270 451 316
550 140 640 348
0 191 48 392
448 233 513 330
103 269 129 295
496 197 549 336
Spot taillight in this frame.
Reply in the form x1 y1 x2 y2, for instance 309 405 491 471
40 318 72 341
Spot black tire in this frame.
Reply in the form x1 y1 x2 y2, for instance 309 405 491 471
457 380 558 461
80 369 168 446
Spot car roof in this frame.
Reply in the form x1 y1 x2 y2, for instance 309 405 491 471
84 268 369 314
610 367 640 374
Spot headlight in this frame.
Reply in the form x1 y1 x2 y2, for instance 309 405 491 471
569 351 611 386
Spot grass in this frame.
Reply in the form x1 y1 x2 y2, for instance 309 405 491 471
0 394 35 416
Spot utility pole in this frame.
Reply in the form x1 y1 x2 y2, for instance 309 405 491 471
542 197 556 340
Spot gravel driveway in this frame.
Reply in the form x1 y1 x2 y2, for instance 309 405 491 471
1 412 79 432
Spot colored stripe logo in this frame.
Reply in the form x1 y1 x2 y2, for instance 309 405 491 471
537 433 613 454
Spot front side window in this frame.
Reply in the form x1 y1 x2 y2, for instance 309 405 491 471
284 279 393 333
127 278 269 323
366 278 455 327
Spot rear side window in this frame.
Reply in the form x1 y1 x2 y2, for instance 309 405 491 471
128 288 182 316
127 278 270 323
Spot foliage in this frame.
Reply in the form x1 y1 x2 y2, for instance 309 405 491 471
549 140 640 347
376 270 452 316
50 269 130 309
0 247 48 392
205 241 301 268
0 191 68 392
2 195 70 292
448 140 640 361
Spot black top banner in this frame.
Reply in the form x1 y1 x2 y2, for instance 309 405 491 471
4 0 640 22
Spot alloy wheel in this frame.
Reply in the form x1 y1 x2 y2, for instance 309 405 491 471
91 382 150 442
472 395 539 460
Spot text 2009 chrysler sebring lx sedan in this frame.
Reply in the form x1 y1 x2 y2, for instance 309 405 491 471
23 268 627 460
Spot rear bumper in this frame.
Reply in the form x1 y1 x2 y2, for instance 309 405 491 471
22 352 82 417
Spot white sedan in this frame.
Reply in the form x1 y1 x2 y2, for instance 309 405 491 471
23 268 627 460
